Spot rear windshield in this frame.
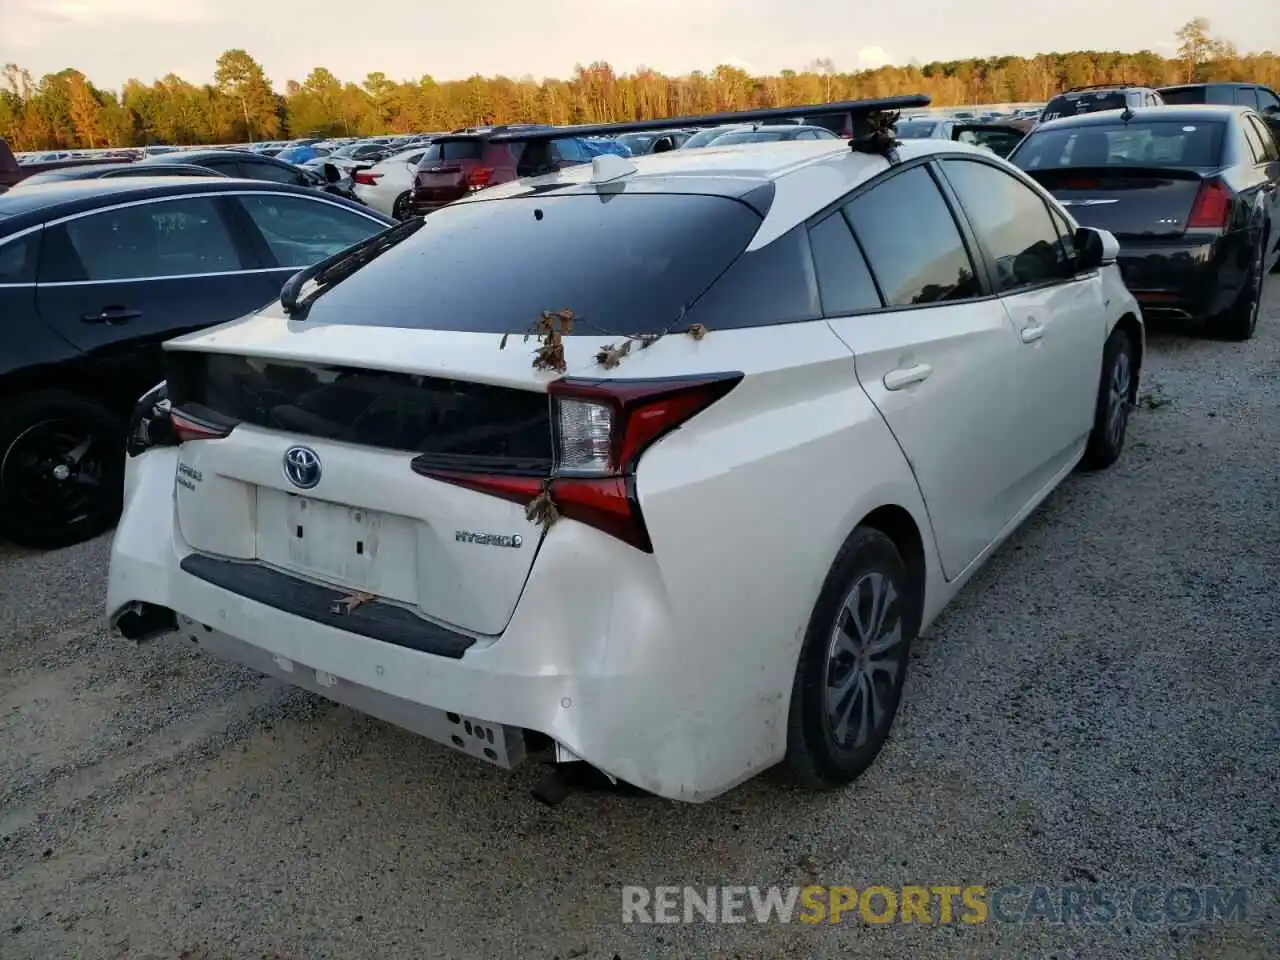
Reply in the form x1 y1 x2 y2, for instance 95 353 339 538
1041 92 1127 122
420 140 484 163
896 121 938 139
297 193 764 334
1013 121 1226 170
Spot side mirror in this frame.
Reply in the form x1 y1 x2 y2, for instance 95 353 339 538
321 162 342 184
1073 226 1118 270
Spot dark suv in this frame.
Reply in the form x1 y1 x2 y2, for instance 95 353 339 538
1040 84 1165 123
408 131 592 216
1157 83 1280 138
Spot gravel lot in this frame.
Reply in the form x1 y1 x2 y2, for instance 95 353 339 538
2 289 1277 960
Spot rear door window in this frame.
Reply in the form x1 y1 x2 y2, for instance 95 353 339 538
1241 120 1268 164
807 212 881 315
239 159 305 185
844 165 982 307
236 194 386 267
44 197 244 281
1234 87 1261 110
294 193 764 334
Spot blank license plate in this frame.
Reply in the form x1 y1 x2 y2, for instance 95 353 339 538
278 495 383 591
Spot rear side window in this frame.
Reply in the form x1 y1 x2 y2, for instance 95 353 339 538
1242 120 1268 164
1014 121 1226 170
807 212 881 315
1234 88 1261 110
0 231 39 283
44 197 243 282
682 224 821 330
1258 89 1280 113
845 165 981 308
421 140 484 163
298 193 764 334
1246 116 1279 161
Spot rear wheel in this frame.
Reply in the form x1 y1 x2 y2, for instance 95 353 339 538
392 192 411 220
1081 326 1135 470
785 527 915 789
0 391 125 549
1213 232 1266 342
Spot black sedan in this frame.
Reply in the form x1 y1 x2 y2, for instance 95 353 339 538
1009 105 1280 339
136 149 358 200
0 177 395 548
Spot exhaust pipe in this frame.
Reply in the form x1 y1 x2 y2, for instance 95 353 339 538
110 602 178 642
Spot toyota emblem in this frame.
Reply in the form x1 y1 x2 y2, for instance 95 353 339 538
282 445 322 490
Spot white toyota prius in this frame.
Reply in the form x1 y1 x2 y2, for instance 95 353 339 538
107 98 1143 803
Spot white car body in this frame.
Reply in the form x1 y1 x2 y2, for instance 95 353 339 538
350 148 429 218
107 135 1143 802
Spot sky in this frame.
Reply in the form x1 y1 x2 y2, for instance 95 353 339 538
0 0 1275 93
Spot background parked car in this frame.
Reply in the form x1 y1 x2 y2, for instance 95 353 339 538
1010 104 1280 339
1157 82 1280 140
702 125 840 146
896 118 957 140
137 149 364 204
1039 83 1165 122
949 117 1035 157
9 162 228 188
351 147 430 219
0 177 394 548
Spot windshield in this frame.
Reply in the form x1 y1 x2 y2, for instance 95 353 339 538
294 193 764 335
1012 120 1226 170
1041 92 1128 122
896 121 938 139
617 134 657 154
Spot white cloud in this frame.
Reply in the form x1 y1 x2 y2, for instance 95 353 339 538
0 0 213 47
855 46 895 69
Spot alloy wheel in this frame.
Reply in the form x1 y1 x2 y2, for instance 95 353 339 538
823 570 906 749
1107 349 1131 450
0 419 107 539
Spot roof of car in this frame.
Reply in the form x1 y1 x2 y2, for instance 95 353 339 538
138 149 256 163
1158 81 1262 91
0 177 388 235
1030 104 1251 132
459 137 1000 250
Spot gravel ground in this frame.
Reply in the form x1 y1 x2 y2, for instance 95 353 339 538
1 288 1278 960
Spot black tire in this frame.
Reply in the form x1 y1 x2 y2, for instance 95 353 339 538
785 527 916 789
1212 231 1266 342
392 193 410 220
0 391 125 549
1081 326 1136 471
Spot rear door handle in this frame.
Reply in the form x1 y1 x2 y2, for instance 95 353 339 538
82 307 141 325
883 363 933 391
1020 323 1045 343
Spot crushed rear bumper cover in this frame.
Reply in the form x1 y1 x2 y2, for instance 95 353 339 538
107 449 769 803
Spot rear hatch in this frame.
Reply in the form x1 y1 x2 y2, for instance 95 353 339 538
412 137 489 204
166 349 552 637
1024 167 1208 238
163 188 767 637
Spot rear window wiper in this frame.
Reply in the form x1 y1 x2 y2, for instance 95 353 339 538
280 216 425 319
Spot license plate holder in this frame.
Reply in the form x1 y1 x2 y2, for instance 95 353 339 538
279 494 383 591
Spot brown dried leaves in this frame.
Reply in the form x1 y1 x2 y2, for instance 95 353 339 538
502 309 708 373
526 480 560 530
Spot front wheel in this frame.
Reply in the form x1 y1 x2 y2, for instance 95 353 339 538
785 527 916 789
391 192 411 220
1081 326 1135 471
0 391 125 549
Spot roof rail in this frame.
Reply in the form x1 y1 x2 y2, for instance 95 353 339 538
1063 82 1144 93
484 95 930 159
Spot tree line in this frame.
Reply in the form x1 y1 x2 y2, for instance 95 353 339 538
1 18 1274 150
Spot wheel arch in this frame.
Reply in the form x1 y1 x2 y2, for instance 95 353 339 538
854 503 928 638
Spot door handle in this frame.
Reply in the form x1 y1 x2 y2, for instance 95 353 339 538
82 307 141 325
883 363 933 391
1020 323 1045 343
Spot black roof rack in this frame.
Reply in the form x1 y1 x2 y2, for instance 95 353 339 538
1062 82 1145 93
484 95 929 160
486 96 928 142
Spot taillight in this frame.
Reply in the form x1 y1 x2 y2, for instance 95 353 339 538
170 408 234 444
352 171 381 186
1187 178 1231 229
466 166 494 190
415 374 742 551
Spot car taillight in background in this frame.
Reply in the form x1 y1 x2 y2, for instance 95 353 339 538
1187 178 1231 229
352 170 382 186
414 373 743 551
125 382 234 456
466 166 494 190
